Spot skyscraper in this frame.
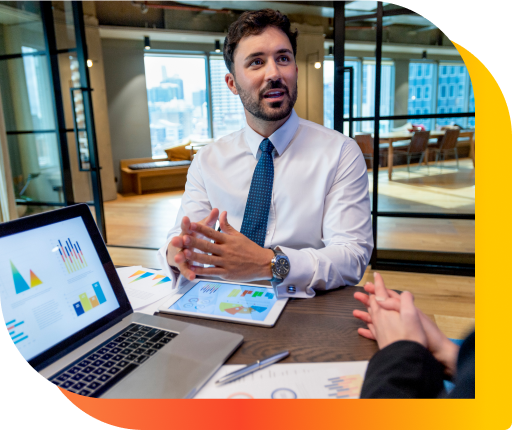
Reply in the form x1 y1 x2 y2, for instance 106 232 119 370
209 58 246 138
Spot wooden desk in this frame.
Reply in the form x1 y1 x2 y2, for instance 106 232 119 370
379 130 475 180
156 286 378 365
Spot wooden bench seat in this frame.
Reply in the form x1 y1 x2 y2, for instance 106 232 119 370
120 157 190 195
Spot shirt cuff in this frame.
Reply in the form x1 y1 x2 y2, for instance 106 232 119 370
157 241 180 289
272 246 315 298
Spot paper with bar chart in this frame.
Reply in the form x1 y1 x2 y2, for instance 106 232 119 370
115 266 175 310
0 216 120 361
195 361 368 399
168 281 277 321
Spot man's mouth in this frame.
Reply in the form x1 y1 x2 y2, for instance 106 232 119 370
263 90 286 99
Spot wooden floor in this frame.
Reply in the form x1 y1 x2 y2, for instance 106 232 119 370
104 158 475 253
369 158 475 253
103 157 475 340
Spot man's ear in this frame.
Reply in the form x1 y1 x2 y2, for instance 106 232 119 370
225 73 238 95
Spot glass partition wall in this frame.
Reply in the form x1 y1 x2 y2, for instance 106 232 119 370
0 1 105 237
333 2 474 275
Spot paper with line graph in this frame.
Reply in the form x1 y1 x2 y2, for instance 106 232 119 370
116 266 175 310
195 361 368 399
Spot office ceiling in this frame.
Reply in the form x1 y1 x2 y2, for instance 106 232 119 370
108 1 440 39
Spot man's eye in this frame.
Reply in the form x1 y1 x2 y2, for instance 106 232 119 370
278 56 289 62
251 59 263 66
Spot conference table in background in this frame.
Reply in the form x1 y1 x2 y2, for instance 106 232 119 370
156 286 378 365
378 129 475 180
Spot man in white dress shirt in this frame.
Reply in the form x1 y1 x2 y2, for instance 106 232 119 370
158 9 373 298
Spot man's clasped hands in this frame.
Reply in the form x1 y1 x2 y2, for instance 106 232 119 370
167 209 460 374
167 208 275 283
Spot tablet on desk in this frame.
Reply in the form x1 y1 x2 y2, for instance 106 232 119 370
159 278 288 327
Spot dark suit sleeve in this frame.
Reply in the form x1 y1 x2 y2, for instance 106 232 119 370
360 340 445 398
447 331 475 399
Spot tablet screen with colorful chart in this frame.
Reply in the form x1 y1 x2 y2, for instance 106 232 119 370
168 281 277 321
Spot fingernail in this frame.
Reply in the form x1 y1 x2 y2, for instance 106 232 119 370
375 296 385 302
190 223 197 230
184 249 190 257
184 236 190 245
373 272 379 278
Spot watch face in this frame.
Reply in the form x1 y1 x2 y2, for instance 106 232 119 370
275 256 290 276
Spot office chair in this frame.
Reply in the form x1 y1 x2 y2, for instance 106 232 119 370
430 129 460 170
393 130 431 173
355 134 377 169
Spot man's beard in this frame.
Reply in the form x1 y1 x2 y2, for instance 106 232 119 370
235 80 298 122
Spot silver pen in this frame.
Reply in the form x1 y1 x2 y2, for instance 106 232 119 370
215 350 290 386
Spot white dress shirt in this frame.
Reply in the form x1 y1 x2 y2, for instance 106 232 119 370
157 109 373 298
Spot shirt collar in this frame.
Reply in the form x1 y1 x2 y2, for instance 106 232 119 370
243 109 299 158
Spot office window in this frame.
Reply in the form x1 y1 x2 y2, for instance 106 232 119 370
323 59 334 129
408 62 434 129
361 61 394 133
209 56 246 139
417 66 422 77
468 81 475 127
21 46 57 169
437 62 470 127
144 54 210 158
323 58 360 132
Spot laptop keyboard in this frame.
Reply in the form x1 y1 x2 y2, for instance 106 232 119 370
49 323 178 397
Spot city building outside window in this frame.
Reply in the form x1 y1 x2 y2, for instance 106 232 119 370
361 60 394 133
209 56 246 139
436 62 471 128
408 62 435 130
323 58 360 134
324 58 393 134
144 54 210 158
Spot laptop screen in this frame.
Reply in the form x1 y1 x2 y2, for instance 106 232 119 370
0 216 120 361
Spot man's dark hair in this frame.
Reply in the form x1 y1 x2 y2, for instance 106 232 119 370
223 9 298 74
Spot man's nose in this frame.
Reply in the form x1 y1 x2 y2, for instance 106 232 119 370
264 58 282 82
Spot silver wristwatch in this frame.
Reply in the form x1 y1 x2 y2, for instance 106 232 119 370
270 246 290 282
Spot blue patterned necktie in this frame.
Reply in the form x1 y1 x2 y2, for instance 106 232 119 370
240 138 275 247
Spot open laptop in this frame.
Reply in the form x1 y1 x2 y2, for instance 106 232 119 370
0 204 243 398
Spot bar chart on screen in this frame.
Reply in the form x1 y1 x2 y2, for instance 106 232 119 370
6 318 29 345
54 237 88 274
72 282 107 317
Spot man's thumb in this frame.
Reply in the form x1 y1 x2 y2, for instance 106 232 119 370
219 211 237 234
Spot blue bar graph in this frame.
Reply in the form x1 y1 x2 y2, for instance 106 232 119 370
73 301 85 316
8 318 29 346
14 336 28 344
93 282 106 304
